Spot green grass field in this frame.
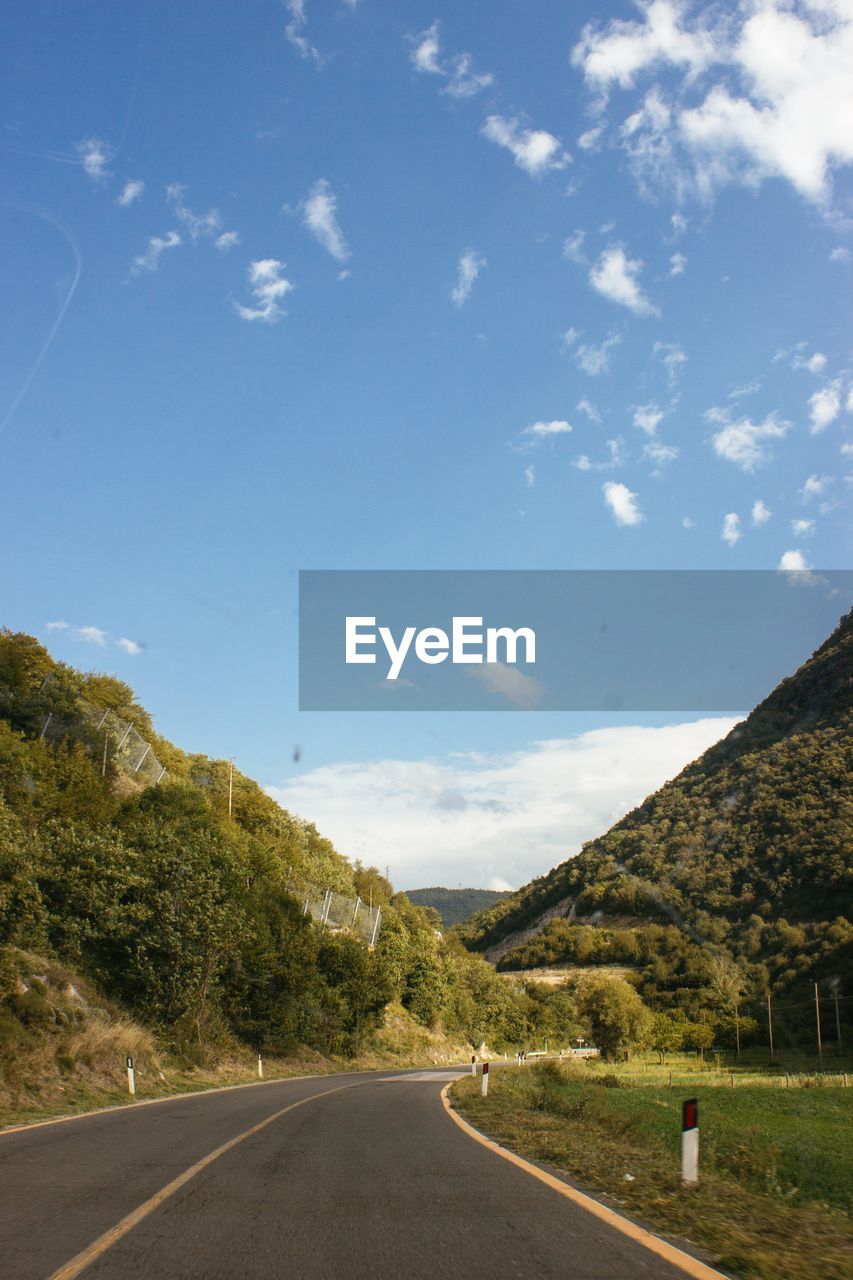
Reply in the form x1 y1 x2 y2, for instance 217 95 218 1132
451 1057 853 1280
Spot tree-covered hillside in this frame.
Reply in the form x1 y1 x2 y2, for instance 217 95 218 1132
457 611 852 1042
406 887 511 928
0 631 578 1062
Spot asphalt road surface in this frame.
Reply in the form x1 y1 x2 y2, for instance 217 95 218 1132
0 1066 723 1280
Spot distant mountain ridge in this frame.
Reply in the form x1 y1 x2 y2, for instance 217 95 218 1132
457 610 852 1020
406 887 511 928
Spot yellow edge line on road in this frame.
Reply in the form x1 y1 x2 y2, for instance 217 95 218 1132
440 1083 728 1280
47 1082 357 1280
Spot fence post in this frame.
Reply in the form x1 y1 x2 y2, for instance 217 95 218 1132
126 1057 136 1096
681 1098 698 1185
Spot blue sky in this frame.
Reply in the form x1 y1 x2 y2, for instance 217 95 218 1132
2 1 851 887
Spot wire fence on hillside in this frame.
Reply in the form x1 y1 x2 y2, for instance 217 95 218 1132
39 698 167 787
299 884 382 946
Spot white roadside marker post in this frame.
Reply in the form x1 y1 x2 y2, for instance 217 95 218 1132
471 1054 476 1076
257 1054 264 1079
681 1098 698 1186
126 1056 136 1096
481 1061 489 1098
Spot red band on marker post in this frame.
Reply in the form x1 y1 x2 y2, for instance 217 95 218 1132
682 1098 698 1131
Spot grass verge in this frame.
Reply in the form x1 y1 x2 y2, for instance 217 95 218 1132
450 1060 852 1280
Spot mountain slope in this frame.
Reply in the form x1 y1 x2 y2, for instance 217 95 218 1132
406 887 511 928
457 610 852 1015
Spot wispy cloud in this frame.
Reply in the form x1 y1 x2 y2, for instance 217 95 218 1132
603 480 643 525
643 439 678 470
451 249 486 306
791 518 815 538
116 180 144 207
46 620 68 632
166 185 223 242
525 464 535 487
809 380 842 434
571 1 853 208
234 259 294 323
709 411 789 471
117 637 143 655
669 251 687 276
285 0 323 66
215 231 240 252
575 333 621 375
131 231 181 275
299 179 350 263
467 661 543 709
653 341 687 384
77 137 112 182
589 245 659 316
482 114 570 177
74 625 108 646
576 397 601 423
575 438 625 472
522 419 573 441
408 21 494 98
633 403 663 435
563 229 586 263
721 512 741 547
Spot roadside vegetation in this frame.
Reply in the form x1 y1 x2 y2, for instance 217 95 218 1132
451 1057 853 1280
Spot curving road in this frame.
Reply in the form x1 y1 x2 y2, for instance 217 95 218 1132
0 1066 726 1280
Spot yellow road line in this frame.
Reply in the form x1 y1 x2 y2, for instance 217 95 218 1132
47 1082 357 1280
440 1083 729 1280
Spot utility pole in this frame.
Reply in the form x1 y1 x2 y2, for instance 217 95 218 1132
228 757 235 819
815 981 824 1069
767 991 774 1059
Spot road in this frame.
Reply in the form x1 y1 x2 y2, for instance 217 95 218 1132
0 1066 725 1280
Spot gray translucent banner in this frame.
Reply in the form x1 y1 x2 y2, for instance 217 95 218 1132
298 570 852 711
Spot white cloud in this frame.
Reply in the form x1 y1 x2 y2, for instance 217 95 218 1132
778 548 810 571
46 620 68 631
215 231 240 252
268 719 736 889
644 439 678 468
74 625 108 647
234 259 294 323
633 402 663 435
841 442 853 457
467 662 543 710
525 465 535 487
791 518 815 537
653 340 687 382
575 333 621 375
131 231 181 274
709 411 789 471
578 125 604 150
451 249 486 306
728 378 761 400
799 473 832 502
682 515 694 529
573 2 853 208
669 251 687 275
589 245 659 316
482 114 569 177
299 179 350 263
561 326 581 349
830 246 851 262
671 212 688 235
77 137 112 182
563 229 586 263
166 185 222 241
408 20 493 96
117 637 143 655
793 350 827 374
116 180 144 207
809 380 842 433
577 397 602 422
574 438 625 472
523 420 573 440
603 480 643 525
285 0 322 65
751 498 772 526
721 512 741 547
